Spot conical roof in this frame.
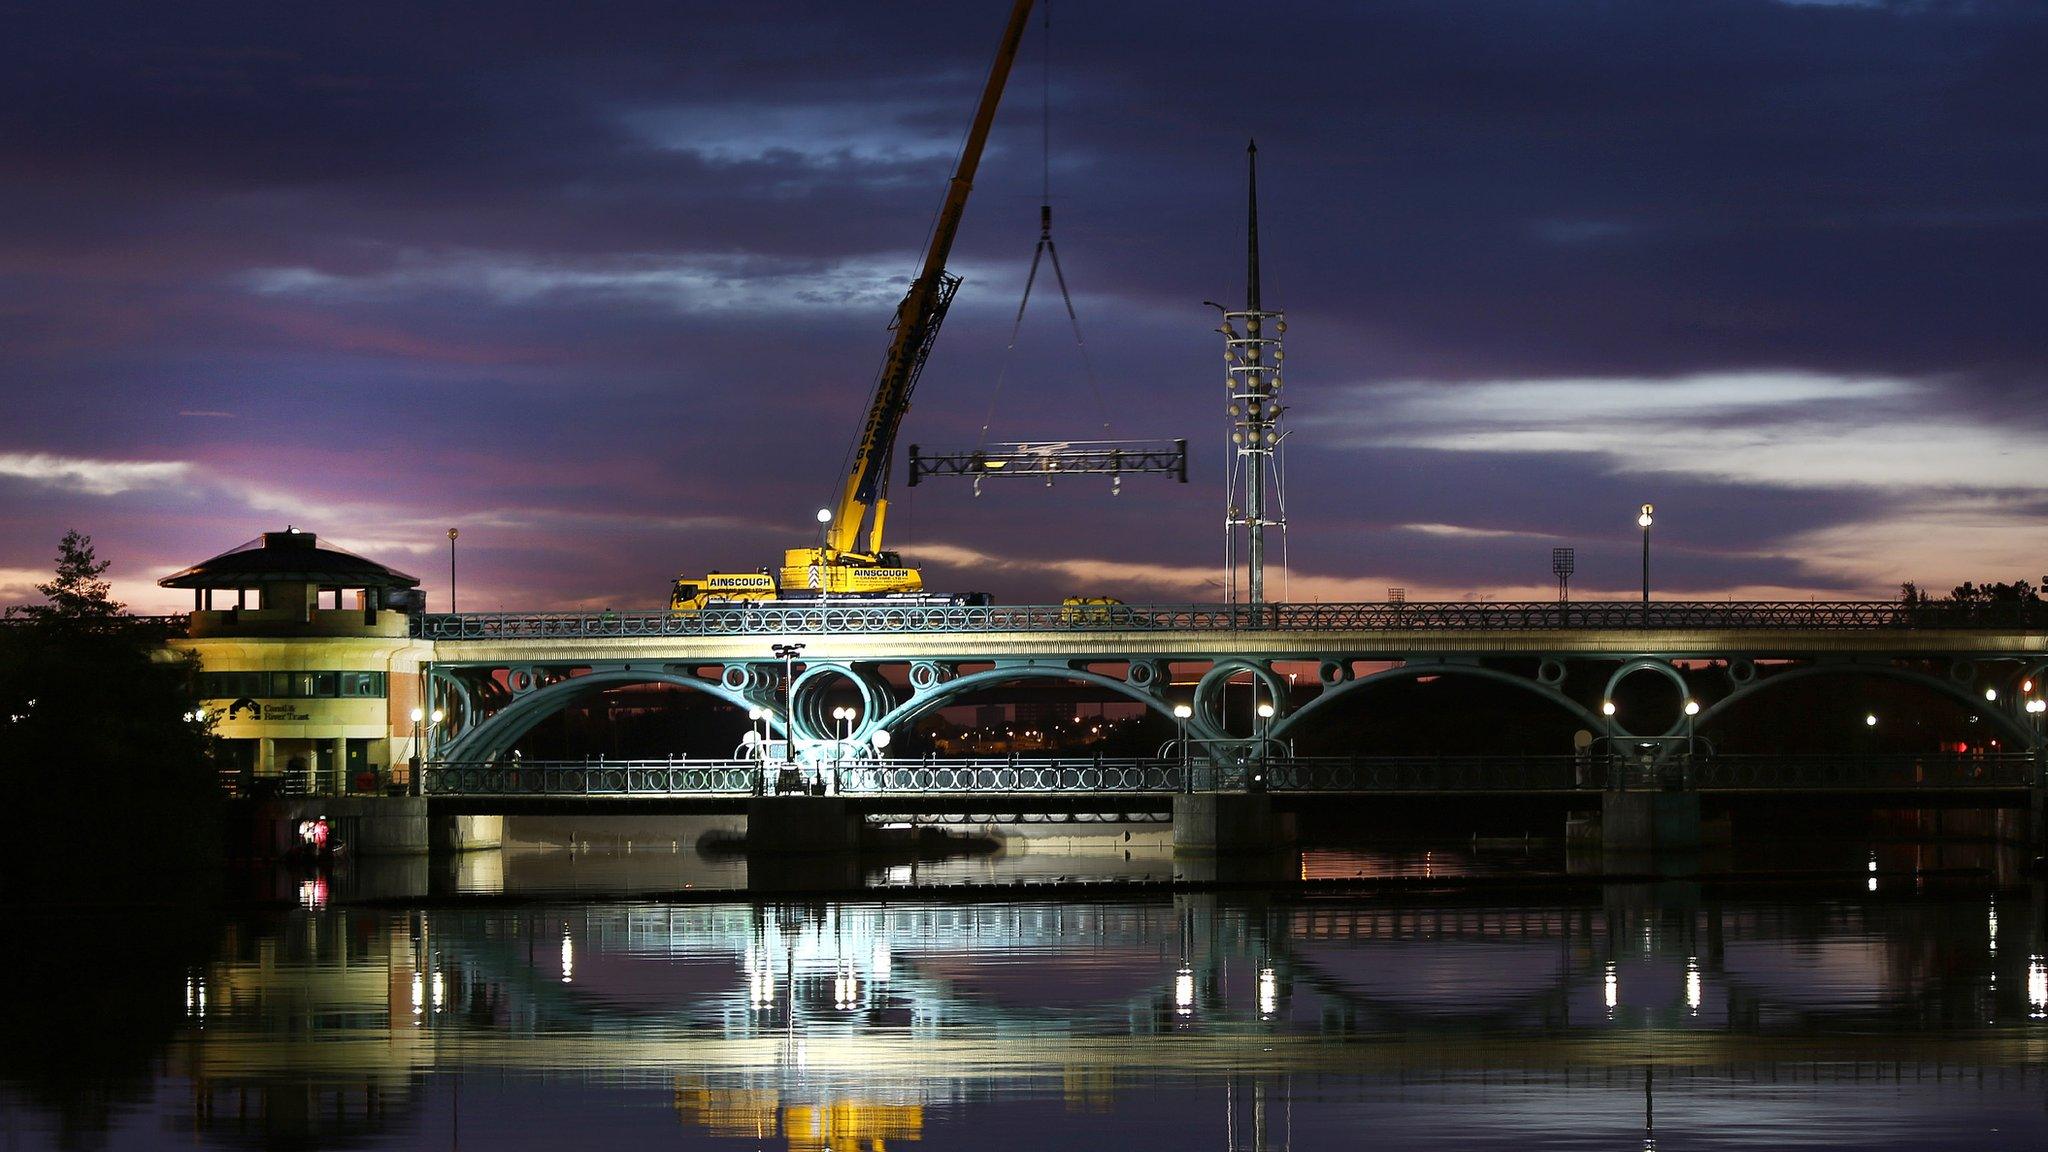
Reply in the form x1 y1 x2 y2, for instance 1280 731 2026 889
158 528 421 589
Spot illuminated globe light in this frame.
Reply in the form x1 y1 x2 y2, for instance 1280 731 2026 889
1987 688 1999 702
1602 701 1617 717
1638 503 1655 528
1173 704 1194 719
1684 701 1700 717
410 708 424 723
1256 703 1276 719
1866 713 1878 727
871 729 891 750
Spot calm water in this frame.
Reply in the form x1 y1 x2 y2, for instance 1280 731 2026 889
7 842 2048 1149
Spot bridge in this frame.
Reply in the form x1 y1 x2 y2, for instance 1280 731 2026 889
396 598 2048 852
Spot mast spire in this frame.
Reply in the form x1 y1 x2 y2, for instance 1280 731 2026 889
1247 139 1261 314
1217 141 1287 610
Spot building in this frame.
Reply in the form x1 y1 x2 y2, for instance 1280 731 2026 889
160 528 433 794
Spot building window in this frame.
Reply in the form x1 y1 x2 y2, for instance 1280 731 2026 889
201 671 386 699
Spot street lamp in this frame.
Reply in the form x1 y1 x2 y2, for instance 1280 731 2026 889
771 643 805 777
1602 700 1618 787
1172 703 1194 790
447 528 459 613
1683 699 1700 764
408 707 444 797
1637 504 1654 620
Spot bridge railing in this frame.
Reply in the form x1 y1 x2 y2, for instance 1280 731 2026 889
410 600 2048 640
1688 753 2034 790
425 760 760 796
419 753 2036 797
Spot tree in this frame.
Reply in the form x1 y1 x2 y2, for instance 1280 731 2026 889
34 530 122 620
0 531 221 887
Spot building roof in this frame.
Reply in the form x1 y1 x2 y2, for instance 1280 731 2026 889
157 528 422 590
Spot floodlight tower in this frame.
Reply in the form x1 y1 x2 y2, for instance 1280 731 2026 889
1552 547 1576 602
1216 141 1287 606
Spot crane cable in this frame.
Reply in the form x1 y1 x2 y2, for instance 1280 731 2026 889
975 0 1114 452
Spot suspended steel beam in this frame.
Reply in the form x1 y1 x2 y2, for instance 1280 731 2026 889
907 439 1187 488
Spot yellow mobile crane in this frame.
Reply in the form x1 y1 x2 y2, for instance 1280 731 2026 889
673 0 1032 612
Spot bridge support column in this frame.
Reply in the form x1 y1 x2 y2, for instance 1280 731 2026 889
1173 793 1293 856
746 796 862 854
1601 791 1700 855
234 797 492 858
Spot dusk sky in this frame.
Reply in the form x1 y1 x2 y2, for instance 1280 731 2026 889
5 0 2046 613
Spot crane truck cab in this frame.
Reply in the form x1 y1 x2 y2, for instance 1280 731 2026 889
670 571 777 613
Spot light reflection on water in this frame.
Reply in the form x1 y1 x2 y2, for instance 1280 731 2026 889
12 877 2048 1150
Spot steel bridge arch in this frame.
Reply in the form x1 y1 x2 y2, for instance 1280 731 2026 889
1697 662 2040 749
872 664 1220 747
1272 661 1607 743
442 668 775 762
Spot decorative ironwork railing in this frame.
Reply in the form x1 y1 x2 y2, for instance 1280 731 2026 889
1689 753 2034 790
410 600 2048 641
417 754 2036 798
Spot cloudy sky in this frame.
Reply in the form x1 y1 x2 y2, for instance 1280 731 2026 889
4 0 2044 612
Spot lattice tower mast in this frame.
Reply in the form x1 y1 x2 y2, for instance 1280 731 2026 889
1221 141 1287 605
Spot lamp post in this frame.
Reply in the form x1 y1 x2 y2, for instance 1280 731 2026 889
1637 504 1653 623
747 706 769 793
1601 700 1618 789
447 528 459 613
1683 699 1700 779
831 705 857 791
1173 703 1194 792
1254 701 1276 791
770 643 805 785
408 707 444 797
408 706 425 792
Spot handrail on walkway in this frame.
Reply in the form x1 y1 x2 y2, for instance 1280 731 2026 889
409 600 2048 641
414 752 2037 799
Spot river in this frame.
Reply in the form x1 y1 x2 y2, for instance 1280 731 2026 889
5 834 2045 1149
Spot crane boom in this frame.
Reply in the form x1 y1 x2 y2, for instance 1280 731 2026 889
825 0 1034 560
673 0 1033 613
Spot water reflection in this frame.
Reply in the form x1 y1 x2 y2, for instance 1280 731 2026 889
10 878 2048 1148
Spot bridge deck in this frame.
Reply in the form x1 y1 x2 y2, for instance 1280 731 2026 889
413 600 2048 661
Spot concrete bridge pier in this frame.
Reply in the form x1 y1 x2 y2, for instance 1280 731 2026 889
744 796 862 855
1601 791 1701 856
238 797 501 858
1173 793 1295 856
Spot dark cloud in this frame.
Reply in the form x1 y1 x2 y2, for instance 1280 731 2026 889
2 0 2044 608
